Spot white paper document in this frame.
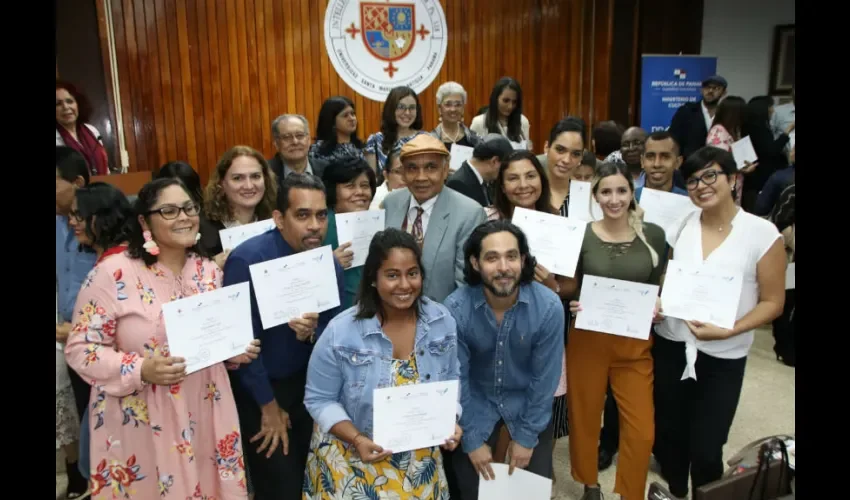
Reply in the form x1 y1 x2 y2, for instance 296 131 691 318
372 380 459 454
449 143 475 172
568 181 603 222
575 275 659 340
509 139 529 151
638 188 700 239
789 130 795 149
660 260 743 330
219 219 276 251
335 210 385 268
731 136 759 170
248 245 340 329
511 207 586 278
785 262 795 290
478 463 553 500
162 282 253 374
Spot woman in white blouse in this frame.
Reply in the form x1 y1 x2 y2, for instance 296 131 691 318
654 146 786 499
470 77 532 150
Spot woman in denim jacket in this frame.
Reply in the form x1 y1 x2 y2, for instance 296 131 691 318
302 228 462 499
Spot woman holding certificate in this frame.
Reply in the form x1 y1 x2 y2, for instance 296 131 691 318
303 229 462 499
653 146 785 499
563 161 668 500
203 146 279 267
65 178 260 500
321 156 378 309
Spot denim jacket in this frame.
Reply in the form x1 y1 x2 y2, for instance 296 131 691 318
304 297 461 440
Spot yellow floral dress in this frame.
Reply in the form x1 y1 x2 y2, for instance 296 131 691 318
302 355 450 499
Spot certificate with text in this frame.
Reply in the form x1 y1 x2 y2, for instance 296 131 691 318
449 143 474 172
478 464 553 500
660 260 743 330
219 219 276 251
372 380 459 454
162 282 253 374
568 181 603 222
575 275 659 340
248 245 340 329
638 187 700 239
335 210 385 268
511 207 586 278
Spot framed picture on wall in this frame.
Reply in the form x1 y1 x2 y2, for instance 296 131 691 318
769 24 795 95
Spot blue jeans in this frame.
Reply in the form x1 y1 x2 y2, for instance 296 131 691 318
78 407 90 479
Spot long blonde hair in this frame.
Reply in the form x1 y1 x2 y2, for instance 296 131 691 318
590 161 659 267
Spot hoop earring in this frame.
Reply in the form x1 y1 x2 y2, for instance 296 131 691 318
143 230 160 256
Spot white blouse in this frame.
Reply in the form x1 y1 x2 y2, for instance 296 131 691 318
657 209 780 379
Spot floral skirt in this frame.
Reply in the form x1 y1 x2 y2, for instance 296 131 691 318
302 428 450 500
56 386 80 450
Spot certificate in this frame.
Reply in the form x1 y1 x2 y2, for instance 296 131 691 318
638 188 700 239
660 260 743 330
162 282 253 374
335 210 385 268
248 245 340 329
731 136 759 170
575 275 659 340
372 380 459 454
511 206 586 278
567 181 603 222
509 139 529 151
449 143 474 173
219 219 276 251
478 463 553 500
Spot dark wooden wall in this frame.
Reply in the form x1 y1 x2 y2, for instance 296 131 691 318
56 0 119 170
56 0 704 184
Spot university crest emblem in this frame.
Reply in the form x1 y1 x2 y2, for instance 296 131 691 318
324 0 448 101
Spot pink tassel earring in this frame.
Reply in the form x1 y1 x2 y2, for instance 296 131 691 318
143 230 160 256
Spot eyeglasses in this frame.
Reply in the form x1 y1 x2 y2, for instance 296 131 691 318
686 170 721 191
68 210 83 222
396 104 417 113
277 132 309 143
147 202 201 220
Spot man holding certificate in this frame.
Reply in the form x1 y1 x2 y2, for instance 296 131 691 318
445 220 565 500
562 162 668 500
223 173 344 500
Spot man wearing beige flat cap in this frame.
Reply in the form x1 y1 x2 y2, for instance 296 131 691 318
383 134 487 302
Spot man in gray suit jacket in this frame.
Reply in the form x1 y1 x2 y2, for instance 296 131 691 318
383 134 487 303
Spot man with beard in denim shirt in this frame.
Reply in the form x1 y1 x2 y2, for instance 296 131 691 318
445 220 564 499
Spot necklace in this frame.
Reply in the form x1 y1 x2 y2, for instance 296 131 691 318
441 124 462 143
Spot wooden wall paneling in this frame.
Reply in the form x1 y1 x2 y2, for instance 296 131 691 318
607 0 638 127
95 0 121 170
99 0 686 179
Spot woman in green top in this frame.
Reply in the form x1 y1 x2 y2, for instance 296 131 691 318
322 156 378 309
562 161 667 500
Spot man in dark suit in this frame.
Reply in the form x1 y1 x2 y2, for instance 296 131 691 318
446 133 513 207
267 114 329 185
668 75 728 159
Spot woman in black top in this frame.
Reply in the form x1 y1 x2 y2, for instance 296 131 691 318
741 96 791 213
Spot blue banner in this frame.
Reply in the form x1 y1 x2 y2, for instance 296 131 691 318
640 55 717 133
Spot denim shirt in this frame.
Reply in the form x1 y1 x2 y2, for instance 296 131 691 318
56 215 97 322
444 282 565 451
304 297 461 440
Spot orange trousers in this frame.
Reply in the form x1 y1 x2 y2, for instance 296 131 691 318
566 323 654 500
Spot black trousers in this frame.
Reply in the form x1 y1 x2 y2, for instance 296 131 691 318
599 383 620 454
772 289 796 365
652 335 747 498
453 418 555 500
68 367 90 425
231 369 313 500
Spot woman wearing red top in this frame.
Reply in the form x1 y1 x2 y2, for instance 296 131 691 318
56 80 111 176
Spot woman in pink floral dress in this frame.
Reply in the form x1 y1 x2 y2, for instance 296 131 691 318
66 178 259 500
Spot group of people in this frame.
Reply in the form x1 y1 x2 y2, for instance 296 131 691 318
57 73 795 500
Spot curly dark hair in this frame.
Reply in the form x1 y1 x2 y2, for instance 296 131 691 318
462 220 537 286
75 182 133 251
127 178 210 266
